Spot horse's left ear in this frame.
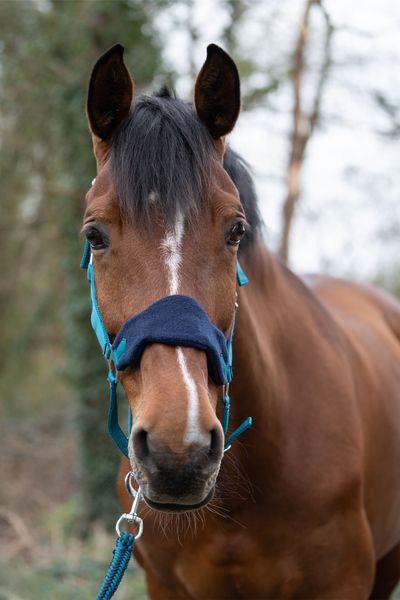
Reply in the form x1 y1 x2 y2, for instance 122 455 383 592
87 44 134 142
194 44 240 142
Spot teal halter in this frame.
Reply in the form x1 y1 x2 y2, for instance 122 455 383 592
80 239 252 456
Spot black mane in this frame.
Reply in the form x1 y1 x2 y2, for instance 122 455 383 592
110 88 262 251
223 147 262 251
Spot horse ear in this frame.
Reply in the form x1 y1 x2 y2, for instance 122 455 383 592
194 44 240 141
87 44 134 141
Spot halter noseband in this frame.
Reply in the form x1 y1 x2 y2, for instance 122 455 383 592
80 239 252 457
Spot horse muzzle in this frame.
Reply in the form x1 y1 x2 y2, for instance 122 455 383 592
129 424 223 511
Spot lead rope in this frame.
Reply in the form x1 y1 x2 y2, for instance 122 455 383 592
96 473 143 600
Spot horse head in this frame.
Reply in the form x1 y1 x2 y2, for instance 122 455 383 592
83 44 247 512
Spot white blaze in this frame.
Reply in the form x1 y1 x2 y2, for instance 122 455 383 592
160 215 204 445
160 213 184 295
176 347 207 445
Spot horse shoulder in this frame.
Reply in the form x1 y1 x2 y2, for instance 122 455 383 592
304 274 400 558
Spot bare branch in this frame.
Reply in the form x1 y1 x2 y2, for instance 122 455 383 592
278 0 334 263
307 3 334 141
372 91 400 139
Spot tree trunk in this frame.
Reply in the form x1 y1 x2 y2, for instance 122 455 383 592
278 0 333 264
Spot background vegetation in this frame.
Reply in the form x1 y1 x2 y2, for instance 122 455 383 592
0 1 399 598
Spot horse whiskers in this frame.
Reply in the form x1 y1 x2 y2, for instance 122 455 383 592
143 503 210 542
205 504 228 519
219 449 256 502
146 507 168 539
216 480 253 503
206 504 247 529
145 500 247 540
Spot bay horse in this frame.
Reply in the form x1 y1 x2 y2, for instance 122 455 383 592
83 43 400 599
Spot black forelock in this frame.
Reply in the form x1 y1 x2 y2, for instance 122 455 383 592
110 89 215 227
110 87 263 250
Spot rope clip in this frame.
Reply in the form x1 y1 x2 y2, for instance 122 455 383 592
115 472 143 540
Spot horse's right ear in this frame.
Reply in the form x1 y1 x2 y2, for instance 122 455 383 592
87 44 133 142
194 44 240 143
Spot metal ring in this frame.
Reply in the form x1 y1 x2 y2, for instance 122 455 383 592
124 471 139 499
116 513 144 540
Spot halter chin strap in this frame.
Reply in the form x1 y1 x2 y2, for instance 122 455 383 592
80 239 252 457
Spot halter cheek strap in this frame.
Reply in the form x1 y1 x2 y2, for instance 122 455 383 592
80 240 252 457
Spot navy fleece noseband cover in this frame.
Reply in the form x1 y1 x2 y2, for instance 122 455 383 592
113 295 231 386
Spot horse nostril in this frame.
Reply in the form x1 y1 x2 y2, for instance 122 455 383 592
133 428 149 461
132 426 223 468
209 426 224 458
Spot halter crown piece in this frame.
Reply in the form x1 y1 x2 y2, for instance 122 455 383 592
80 239 252 457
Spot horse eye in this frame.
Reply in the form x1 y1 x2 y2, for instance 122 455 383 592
85 225 108 250
227 222 246 246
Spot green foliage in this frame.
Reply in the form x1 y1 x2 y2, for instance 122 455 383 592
0 560 146 600
0 508 147 599
0 0 164 528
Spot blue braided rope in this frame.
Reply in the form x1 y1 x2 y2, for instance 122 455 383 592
96 532 135 600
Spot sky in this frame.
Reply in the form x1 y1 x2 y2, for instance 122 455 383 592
158 0 400 281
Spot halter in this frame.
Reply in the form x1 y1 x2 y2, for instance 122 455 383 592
80 239 252 457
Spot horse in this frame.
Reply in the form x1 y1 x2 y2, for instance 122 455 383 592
82 43 400 599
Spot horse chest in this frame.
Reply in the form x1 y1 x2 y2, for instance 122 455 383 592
177 531 267 599
141 527 304 600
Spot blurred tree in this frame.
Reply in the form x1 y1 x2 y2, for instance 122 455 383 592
278 0 333 263
221 0 282 109
0 0 165 529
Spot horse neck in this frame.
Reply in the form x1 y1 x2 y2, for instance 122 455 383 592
223 241 341 500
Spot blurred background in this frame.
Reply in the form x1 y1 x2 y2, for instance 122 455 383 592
0 0 399 598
